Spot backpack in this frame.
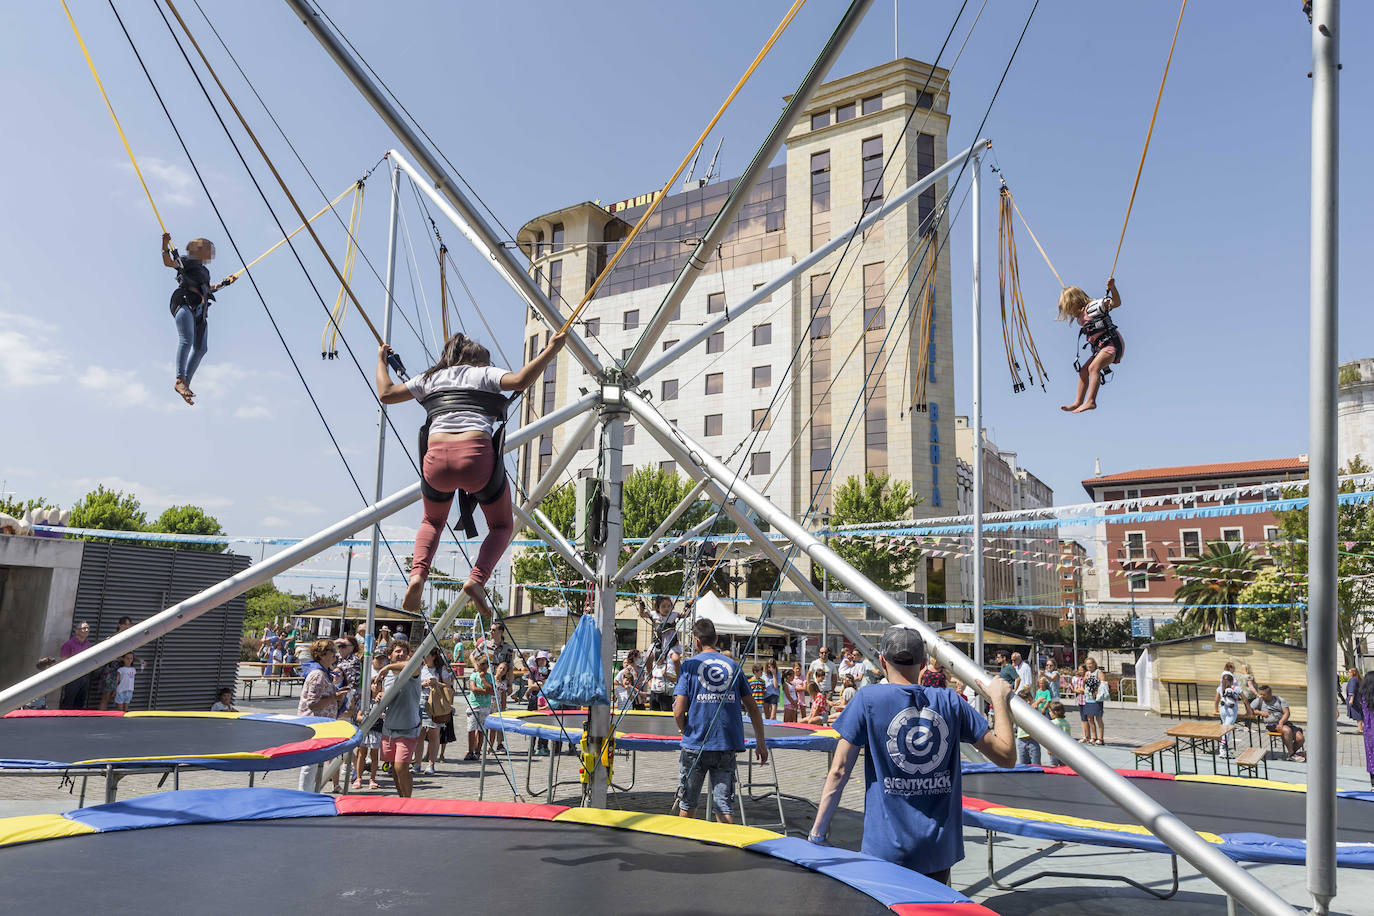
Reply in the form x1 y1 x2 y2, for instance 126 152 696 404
426 682 454 720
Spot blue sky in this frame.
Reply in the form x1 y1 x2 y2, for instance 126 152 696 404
1 2 1368 594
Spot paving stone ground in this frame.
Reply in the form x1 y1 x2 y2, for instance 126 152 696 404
2 692 1370 914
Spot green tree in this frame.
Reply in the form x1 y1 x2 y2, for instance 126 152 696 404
1172 541 1262 634
0 494 53 518
1270 456 1374 667
983 608 1032 637
67 485 148 544
828 472 921 591
1234 566 1302 644
511 482 581 609
243 581 304 635
150 505 227 553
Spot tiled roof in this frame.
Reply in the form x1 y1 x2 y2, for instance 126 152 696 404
1082 457 1308 492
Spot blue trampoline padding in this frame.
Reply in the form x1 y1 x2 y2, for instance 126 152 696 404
65 788 337 833
962 805 1179 857
749 836 966 907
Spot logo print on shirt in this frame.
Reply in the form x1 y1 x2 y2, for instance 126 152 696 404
885 707 950 776
699 660 735 694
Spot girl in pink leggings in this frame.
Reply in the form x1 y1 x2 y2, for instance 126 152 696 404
376 331 567 612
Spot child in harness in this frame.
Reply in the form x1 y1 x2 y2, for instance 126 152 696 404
1058 277 1123 414
163 232 235 406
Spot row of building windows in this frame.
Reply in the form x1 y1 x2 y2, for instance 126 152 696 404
810 94 884 131
1121 525 1281 591
862 261 887 477
659 367 772 401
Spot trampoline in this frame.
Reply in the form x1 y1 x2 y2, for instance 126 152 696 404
486 709 839 830
0 710 359 805
961 764 1374 898
0 788 999 915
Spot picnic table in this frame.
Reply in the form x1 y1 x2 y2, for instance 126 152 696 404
238 662 305 701
1166 721 1235 775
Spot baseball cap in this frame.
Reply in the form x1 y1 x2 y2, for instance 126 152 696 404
879 625 926 666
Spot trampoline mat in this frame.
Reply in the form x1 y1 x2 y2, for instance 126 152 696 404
0 815 894 914
514 712 823 742
962 770 1374 845
0 715 313 766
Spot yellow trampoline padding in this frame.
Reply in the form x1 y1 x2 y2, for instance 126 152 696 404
73 752 269 765
125 711 244 719
303 720 358 740
983 805 1224 844
1176 773 1307 793
0 814 97 848
553 807 778 849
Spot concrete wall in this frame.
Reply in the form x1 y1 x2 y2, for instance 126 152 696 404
0 536 85 707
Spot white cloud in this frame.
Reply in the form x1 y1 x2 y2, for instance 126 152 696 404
0 310 63 388
233 405 272 420
263 497 327 517
190 361 256 399
77 365 151 408
260 516 291 528
129 157 198 208
70 475 234 513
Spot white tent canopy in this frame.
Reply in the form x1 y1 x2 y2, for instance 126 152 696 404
693 591 765 636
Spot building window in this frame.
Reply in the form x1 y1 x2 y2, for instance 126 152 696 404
753 324 771 346
1125 531 1148 591
809 274 831 339
916 91 934 109
811 110 829 130
579 430 594 451
862 261 887 475
662 339 677 351
584 318 600 338
861 136 883 216
661 379 679 401
623 309 639 330
810 273 832 512
1124 488 1142 501
750 452 771 475
660 460 677 475
752 366 771 388
704 414 723 437
669 303 681 321
1264 525 1279 541
622 464 633 481
551 223 565 253
917 133 936 231
1178 484 1195 507
1219 483 1239 506
578 467 593 479
861 94 882 115
622 347 632 361
624 424 635 445
534 229 546 257
707 292 725 314
752 408 771 431
537 434 553 478
836 101 856 123
1220 526 1244 546
1180 529 1202 558
707 332 724 354
705 373 724 395
547 259 562 302
810 150 830 250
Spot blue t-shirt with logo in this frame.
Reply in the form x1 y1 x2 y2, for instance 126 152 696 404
673 650 746 752
833 683 989 874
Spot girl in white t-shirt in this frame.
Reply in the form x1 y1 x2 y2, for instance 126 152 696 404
113 652 139 711
1214 672 1243 754
375 331 567 614
1057 278 1124 414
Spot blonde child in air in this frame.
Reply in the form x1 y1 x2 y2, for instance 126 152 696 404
1058 277 1123 413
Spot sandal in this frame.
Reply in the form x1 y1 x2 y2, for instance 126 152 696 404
174 378 194 406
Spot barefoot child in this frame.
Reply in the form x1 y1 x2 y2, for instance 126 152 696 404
1058 277 1123 413
162 233 234 406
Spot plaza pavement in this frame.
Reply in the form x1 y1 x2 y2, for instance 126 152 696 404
1 694 1370 914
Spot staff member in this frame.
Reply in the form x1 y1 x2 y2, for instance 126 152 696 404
807 625 1015 884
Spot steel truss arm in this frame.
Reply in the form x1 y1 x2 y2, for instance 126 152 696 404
638 140 988 385
624 390 1294 916
514 504 595 581
623 0 876 375
613 515 717 585
615 477 712 577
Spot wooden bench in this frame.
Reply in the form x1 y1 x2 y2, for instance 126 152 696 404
1235 746 1268 780
1133 738 1179 773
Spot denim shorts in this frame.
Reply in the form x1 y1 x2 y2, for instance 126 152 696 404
113 690 134 706
678 749 736 815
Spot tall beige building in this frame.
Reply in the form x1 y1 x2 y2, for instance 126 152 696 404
513 60 957 611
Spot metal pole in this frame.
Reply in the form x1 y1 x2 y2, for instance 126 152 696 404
615 516 717 585
362 163 401 710
638 141 987 386
1306 2 1339 913
617 477 712 577
623 0 876 375
624 392 1296 916
282 0 601 376
339 547 353 636
589 394 628 806
971 153 985 694
893 0 898 60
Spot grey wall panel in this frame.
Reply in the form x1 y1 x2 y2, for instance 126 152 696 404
72 542 250 711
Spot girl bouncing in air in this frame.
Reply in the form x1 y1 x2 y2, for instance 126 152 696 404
1058 277 1123 413
376 331 568 613
162 233 235 406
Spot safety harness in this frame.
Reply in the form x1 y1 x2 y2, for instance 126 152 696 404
1073 299 1125 386
168 252 214 320
417 388 514 538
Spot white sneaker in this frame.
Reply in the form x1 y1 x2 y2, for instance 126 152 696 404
425 765 437 776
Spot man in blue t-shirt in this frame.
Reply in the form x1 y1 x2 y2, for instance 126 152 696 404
673 618 768 824
808 625 1014 883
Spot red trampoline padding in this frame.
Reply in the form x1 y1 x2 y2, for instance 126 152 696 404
333 796 569 821
2 710 122 718
891 904 1000 915
961 796 999 812
255 737 347 759
1039 765 1175 781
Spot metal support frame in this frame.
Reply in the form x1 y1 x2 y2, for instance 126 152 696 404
623 390 1295 916
512 503 595 581
1306 2 1340 913
623 0 877 375
362 161 401 709
588 396 629 805
614 515 717 585
615 477 713 577
985 831 1180 900
638 140 987 386
970 153 985 692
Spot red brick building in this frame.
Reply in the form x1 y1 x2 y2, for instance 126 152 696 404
1081 457 1309 613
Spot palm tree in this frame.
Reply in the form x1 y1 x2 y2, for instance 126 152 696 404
1172 541 1263 634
